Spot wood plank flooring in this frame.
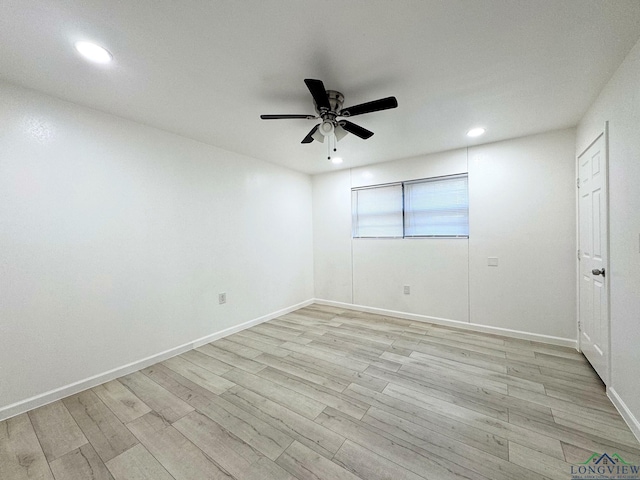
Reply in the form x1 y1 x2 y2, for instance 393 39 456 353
2 304 639 480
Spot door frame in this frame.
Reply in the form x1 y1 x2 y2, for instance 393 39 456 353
576 121 611 384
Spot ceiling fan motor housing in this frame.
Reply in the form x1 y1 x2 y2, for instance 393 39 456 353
314 90 344 118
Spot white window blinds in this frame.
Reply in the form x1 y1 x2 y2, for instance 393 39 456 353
351 184 403 238
404 174 469 237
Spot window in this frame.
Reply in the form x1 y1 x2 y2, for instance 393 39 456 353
351 184 403 238
351 174 469 238
404 174 469 237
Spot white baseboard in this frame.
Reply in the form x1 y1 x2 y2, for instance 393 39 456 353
190 299 313 348
0 299 313 422
608 387 640 444
315 299 578 349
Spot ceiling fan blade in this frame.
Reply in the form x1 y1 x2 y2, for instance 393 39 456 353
304 79 331 111
301 124 320 143
260 114 316 120
340 96 398 117
340 120 374 139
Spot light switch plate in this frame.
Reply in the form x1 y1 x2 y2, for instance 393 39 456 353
488 257 499 267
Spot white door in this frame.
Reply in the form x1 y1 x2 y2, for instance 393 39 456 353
578 130 609 385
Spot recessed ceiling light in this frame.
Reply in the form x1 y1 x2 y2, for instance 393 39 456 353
74 41 112 64
331 157 343 165
467 127 486 138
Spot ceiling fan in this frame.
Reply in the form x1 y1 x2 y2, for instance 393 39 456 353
260 79 398 144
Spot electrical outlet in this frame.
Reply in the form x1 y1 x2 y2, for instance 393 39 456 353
403 285 410 295
488 257 499 267
218 292 226 304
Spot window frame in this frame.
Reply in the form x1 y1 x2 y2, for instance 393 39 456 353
351 182 404 239
403 173 469 238
351 173 469 239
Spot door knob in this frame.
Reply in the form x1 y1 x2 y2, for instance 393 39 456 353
592 268 606 277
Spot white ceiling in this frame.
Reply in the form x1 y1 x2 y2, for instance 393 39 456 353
2 1 640 174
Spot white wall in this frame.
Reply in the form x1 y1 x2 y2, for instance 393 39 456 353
312 170 353 304
351 150 470 323
352 239 470 322
468 131 577 339
577 38 640 435
0 81 314 414
313 129 576 342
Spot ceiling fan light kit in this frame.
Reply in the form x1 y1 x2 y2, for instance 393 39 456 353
319 120 335 136
334 125 348 142
260 78 398 162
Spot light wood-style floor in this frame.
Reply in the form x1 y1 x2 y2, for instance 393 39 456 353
2 304 639 480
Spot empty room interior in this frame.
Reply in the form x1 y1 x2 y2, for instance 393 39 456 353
2 1 640 479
